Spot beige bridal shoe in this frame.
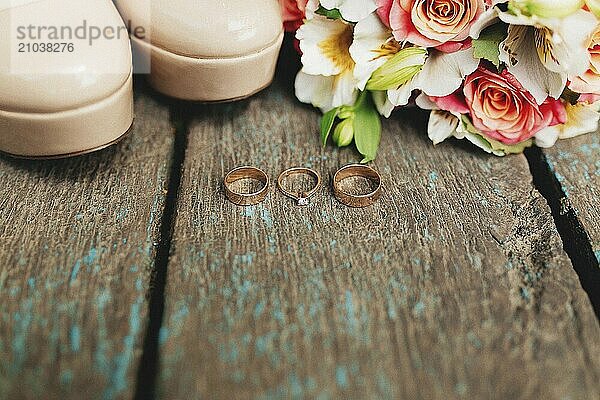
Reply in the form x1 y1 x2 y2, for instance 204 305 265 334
115 0 284 101
0 0 134 158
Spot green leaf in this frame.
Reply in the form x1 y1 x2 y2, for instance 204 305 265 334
472 23 508 68
461 116 533 155
321 107 340 146
353 92 382 163
315 6 343 20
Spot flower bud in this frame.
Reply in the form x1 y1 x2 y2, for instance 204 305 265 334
333 118 354 147
366 47 427 91
509 0 585 18
338 106 354 119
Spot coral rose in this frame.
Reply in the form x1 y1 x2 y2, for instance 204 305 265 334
570 25 600 95
280 0 308 32
375 0 485 52
464 67 566 144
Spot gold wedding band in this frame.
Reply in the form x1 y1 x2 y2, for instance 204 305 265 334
277 167 322 206
224 166 270 206
333 164 382 208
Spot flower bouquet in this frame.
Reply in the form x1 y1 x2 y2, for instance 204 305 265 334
281 0 600 161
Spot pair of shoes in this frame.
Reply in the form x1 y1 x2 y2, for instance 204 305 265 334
0 0 283 158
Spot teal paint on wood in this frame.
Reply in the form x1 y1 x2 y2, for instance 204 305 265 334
69 326 81 353
0 87 174 400
94 289 112 376
60 370 73 388
69 248 100 285
157 74 600 399
103 296 144 400
335 366 349 389
158 327 169 346
543 133 600 258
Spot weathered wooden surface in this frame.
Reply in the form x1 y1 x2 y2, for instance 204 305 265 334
0 86 174 399
157 76 600 399
0 44 599 399
542 135 600 262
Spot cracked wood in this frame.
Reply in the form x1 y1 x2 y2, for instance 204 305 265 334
0 86 174 400
157 73 600 399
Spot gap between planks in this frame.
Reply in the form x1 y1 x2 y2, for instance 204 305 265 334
134 101 190 400
130 94 600 400
132 117 600 400
525 147 600 318
135 104 600 399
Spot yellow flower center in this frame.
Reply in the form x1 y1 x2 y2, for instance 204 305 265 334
319 23 355 73
535 27 560 66
371 39 403 61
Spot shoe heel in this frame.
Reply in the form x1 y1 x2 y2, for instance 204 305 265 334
0 74 134 158
131 32 284 102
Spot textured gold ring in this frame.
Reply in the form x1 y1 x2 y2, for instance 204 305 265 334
333 164 382 208
277 167 322 206
224 166 270 206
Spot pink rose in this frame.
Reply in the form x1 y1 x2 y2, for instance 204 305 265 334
463 67 566 144
429 90 470 114
280 0 308 32
376 0 485 52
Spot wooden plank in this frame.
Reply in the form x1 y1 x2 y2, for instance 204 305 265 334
541 134 600 261
157 76 600 398
0 84 174 399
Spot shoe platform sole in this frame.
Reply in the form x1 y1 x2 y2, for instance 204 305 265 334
0 73 134 159
131 31 284 102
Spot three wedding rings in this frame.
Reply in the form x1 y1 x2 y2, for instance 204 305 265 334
223 164 382 208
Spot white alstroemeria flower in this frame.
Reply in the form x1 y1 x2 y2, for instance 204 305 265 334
349 13 394 91
353 16 477 112
346 10 478 117
304 0 321 20
535 101 600 147
372 48 478 116
372 90 396 117
348 12 425 116
364 46 478 115
295 16 358 112
497 9 598 103
320 0 378 22
418 48 480 97
415 94 468 145
348 13 398 117
375 48 478 112
470 7 504 39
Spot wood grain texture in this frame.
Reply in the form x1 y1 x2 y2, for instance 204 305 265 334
541 133 600 260
0 85 174 400
157 77 600 399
